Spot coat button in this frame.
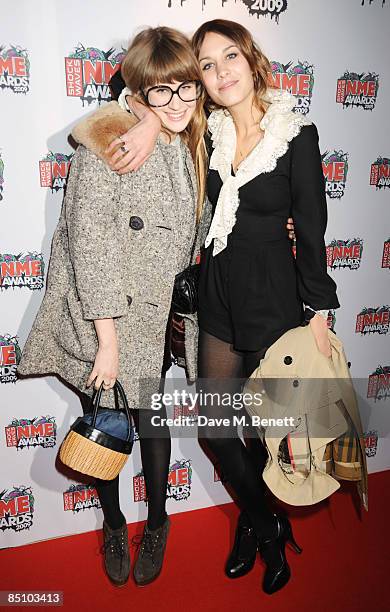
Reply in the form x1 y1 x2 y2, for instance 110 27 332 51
293 379 299 388
284 356 293 365
127 296 132 306
129 216 144 230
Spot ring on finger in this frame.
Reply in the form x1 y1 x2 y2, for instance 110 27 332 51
120 144 128 154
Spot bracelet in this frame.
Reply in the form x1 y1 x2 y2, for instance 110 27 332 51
304 307 329 322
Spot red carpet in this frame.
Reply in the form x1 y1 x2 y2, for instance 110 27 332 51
1 471 389 612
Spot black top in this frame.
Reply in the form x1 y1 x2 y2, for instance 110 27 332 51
197 124 339 351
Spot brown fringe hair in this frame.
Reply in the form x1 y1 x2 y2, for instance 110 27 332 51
191 19 273 115
121 27 207 221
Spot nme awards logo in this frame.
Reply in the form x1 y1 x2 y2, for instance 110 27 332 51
361 1 386 5
364 430 378 458
65 44 125 106
355 306 390 335
5 416 57 450
0 334 21 384
336 71 379 110
0 44 30 94
370 157 390 190
322 150 349 199
63 484 101 512
367 365 390 401
382 239 390 269
326 239 363 270
270 60 314 114
0 252 45 291
39 152 73 192
0 152 4 201
134 459 192 502
0 486 34 532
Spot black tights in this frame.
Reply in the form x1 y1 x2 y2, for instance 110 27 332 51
197 330 277 541
80 395 171 531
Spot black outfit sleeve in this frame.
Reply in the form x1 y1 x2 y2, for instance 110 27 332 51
109 70 126 101
290 123 339 310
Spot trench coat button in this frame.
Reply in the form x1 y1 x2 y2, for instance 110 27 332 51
127 296 132 306
284 356 293 365
293 379 299 388
129 216 144 230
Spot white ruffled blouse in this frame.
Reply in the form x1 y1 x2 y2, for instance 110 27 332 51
205 88 311 255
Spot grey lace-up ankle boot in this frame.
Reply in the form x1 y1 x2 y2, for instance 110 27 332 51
102 519 131 586
133 516 170 585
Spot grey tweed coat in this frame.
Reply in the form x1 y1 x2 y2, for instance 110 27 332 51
18 102 212 409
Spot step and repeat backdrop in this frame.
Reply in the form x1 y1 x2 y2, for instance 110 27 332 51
0 0 389 548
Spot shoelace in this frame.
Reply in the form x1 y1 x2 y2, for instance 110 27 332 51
101 532 127 559
132 529 161 562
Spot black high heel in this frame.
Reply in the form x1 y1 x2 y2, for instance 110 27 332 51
258 514 302 595
225 512 258 579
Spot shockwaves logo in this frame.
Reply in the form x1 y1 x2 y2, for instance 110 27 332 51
382 239 390 269
0 44 30 94
134 459 192 502
168 1 288 21
0 334 21 384
39 152 73 192
322 150 349 199
361 1 386 6
370 157 390 190
326 239 363 270
5 416 57 450
0 486 34 532
336 71 379 110
0 252 45 291
364 430 378 458
63 484 101 512
367 365 390 401
0 152 4 201
65 44 125 106
270 60 314 114
355 306 390 335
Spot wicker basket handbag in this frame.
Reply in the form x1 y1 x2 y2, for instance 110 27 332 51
59 381 134 480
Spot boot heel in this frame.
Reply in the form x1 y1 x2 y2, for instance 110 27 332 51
285 522 302 554
287 535 302 554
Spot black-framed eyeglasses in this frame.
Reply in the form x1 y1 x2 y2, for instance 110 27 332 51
141 81 203 108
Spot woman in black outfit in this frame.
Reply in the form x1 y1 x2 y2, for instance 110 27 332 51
108 19 339 595
192 20 339 595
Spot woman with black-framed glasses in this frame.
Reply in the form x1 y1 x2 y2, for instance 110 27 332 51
18 26 211 589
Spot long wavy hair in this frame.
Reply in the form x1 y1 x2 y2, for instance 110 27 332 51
191 19 273 115
121 27 207 220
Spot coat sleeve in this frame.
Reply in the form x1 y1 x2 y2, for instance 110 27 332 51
290 123 340 311
65 145 128 320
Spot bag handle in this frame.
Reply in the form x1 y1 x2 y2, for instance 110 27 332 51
90 381 134 443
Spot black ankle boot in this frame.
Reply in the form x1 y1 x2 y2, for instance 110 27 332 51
259 514 302 595
225 512 258 579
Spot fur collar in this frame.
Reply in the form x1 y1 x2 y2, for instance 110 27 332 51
71 101 138 161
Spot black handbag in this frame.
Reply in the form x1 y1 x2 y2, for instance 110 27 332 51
59 380 135 480
171 263 200 314
171 223 200 315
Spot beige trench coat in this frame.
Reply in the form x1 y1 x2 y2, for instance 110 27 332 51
244 324 368 510
18 103 212 409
